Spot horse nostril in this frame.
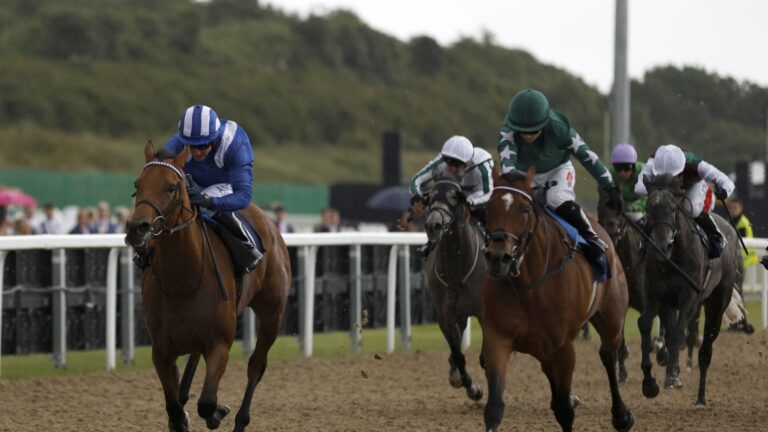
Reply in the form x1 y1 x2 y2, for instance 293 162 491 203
126 221 150 235
501 253 513 264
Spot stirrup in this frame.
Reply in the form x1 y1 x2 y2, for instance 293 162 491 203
244 248 263 273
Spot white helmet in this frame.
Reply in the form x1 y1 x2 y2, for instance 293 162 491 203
440 135 474 164
652 144 686 176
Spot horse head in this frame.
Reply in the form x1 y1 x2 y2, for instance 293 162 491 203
597 187 625 245
484 166 537 278
644 173 685 260
424 178 468 245
125 141 193 249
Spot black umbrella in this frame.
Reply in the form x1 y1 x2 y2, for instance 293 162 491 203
366 186 412 211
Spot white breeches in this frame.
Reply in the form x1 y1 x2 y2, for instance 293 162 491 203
533 161 576 209
685 180 713 218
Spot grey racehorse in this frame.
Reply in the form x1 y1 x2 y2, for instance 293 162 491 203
424 179 485 401
638 174 742 407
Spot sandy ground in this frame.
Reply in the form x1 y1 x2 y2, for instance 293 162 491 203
1 331 767 432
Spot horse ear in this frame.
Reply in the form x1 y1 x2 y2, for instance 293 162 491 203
144 140 155 163
492 163 501 184
524 164 536 187
174 146 190 168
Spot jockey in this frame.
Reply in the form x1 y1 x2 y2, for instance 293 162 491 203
498 89 623 264
635 144 734 258
134 104 262 274
609 143 646 220
409 135 494 257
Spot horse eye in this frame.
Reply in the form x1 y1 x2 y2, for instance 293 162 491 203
167 185 177 194
523 206 532 214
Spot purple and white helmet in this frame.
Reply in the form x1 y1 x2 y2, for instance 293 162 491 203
610 143 637 164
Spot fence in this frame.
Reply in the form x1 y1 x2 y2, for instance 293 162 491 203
1 234 766 377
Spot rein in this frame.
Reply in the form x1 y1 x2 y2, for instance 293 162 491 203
429 183 480 288
491 186 576 290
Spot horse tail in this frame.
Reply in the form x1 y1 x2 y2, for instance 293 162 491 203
722 287 746 326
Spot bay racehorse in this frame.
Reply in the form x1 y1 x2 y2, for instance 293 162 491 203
125 142 290 431
638 174 741 407
424 179 485 401
483 168 634 432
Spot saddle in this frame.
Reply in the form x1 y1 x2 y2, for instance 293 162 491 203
202 210 265 277
544 208 610 283
692 223 718 259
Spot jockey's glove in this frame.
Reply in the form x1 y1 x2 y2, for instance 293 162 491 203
713 184 728 200
410 194 428 206
189 191 214 209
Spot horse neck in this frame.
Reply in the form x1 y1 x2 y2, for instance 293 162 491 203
153 218 205 294
516 210 560 284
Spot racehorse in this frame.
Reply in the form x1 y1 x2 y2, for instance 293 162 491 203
424 179 485 401
638 174 741 407
125 143 290 431
597 189 646 382
483 168 634 432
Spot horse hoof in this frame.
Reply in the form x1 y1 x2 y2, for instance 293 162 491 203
664 376 682 390
694 402 708 410
612 410 635 432
642 378 659 398
569 395 581 410
449 371 462 389
168 411 190 432
467 383 483 401
204 405 230 430
619 369 628 385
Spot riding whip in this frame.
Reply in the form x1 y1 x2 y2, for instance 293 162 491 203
719 198 749 255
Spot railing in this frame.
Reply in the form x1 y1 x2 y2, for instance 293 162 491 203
1 234 766 377
0 232 431 377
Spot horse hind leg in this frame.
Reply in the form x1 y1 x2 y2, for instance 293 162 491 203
617 325 629 384
198 343 232 430
234 305 284 432
695 294 728 408
152 349 189 432
179 353 201 408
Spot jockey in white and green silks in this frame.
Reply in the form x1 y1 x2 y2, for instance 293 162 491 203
498 89 624 263
409 135 494 257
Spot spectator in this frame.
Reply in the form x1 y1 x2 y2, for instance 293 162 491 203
92 200 118 234
314 207 341 233
0 209 12 235
69 209 92 234
22 205 41 232
726 199 757 268
13 218 34 235
114 207 130 234
38 203 63 234
272 203 295 234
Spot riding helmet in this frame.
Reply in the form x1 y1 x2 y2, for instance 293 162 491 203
176 105 222 146
507 89 550 132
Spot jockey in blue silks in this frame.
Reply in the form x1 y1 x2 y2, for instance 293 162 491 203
135 104 262 273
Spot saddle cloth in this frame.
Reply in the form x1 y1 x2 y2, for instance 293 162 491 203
543 208 610 283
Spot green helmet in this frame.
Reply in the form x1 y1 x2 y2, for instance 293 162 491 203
507 89 550 132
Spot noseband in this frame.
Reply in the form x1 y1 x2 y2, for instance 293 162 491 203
135 161 197 236
428 180 467 232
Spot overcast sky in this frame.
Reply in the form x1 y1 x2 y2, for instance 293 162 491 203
265 0 768 93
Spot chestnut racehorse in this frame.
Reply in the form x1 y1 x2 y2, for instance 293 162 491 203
482 168 634 432
125 142 290 432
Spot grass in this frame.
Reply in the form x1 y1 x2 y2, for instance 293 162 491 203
1 301 763 380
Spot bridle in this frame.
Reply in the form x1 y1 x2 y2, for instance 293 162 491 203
646 188 683 248
134 161 198 237
427 180 467 234
488 185 576 289
489 186 539 278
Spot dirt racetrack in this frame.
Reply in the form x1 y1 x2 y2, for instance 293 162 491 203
1 331 766 432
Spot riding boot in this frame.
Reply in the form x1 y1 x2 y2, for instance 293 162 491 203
555 201 608 263
213 211 263 275
695 212 726 258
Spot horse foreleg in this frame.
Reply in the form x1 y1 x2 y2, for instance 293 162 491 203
696 295 727 408
234 308 282 432
662 302 691 390
591 312 635 432
198 343 231 430
549 342 577 432
483 327 512 432
152 349 189 432
179 353 201 408
637 298 660 398
439 317 482 401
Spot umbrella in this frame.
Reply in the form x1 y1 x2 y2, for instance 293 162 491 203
366 186 412 211
0 187 38 207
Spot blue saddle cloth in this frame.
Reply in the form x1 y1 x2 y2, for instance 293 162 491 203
544 208 610 283
202 211 265 254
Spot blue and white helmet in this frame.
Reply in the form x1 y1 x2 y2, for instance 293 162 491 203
177 105 222 146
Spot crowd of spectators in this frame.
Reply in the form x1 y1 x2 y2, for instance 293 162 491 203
0 201 130 236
